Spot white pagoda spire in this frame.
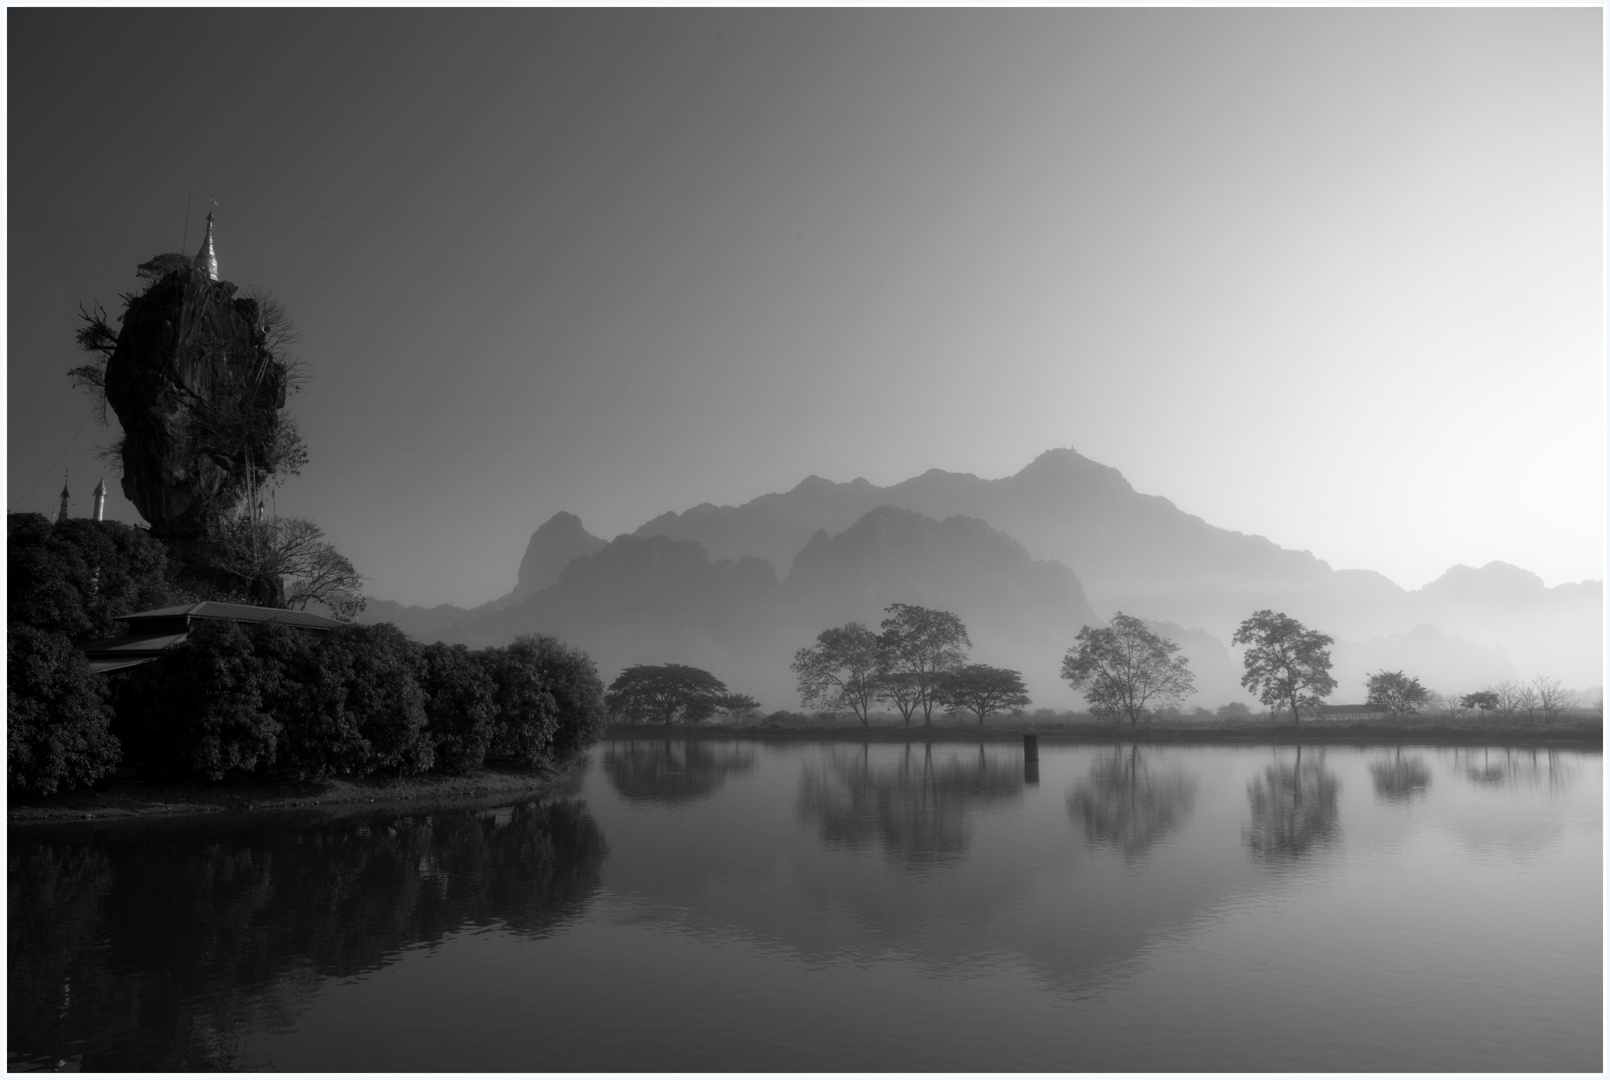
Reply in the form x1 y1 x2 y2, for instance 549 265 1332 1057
93 478 107 522
193 200 218 281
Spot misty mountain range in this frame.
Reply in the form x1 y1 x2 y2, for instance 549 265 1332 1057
363 448 1602 711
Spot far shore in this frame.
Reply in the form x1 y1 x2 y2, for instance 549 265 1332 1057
7 760 585 829
605 720 1604 747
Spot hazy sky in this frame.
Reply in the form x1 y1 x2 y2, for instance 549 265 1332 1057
7 9 1603 607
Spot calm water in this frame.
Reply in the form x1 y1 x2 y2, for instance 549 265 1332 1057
8 739 1601 1071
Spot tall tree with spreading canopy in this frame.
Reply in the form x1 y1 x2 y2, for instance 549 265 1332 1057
1232 610 1336 724
936 664 1032 726
605 664 728 725
792 622 883 726
878 603 971 727
1061 613 1196 725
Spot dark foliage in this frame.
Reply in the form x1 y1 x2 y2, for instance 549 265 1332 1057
604 663 728 725
418 641 497 775
7 513 186 643
7 627 121 796
507 635 608 763
476 640 561 767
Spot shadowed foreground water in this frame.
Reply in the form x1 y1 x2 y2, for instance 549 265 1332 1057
8 740 1601 1071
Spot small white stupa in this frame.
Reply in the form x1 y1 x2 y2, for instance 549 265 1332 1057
193 201 219 281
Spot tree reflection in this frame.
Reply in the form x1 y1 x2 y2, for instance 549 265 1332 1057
602 739 757 805
1369 747 1431 804
1243 745 1340 862
6 798 607 1071
1455 746 1575 794
797 741 1024 871
1067 744 1198 862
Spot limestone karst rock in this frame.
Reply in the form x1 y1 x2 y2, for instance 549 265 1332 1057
102 265 288 541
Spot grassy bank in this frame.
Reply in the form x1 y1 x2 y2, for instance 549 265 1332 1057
7 759 585 828
605 719 1603 747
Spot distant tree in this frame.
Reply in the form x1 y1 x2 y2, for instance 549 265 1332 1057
936 664 1032 726
1533 676 1576 724
1231 610 1336 725
1427 691 1465 723
715 692 762 724
605 663 728 725
1216 702 1252 720
418 641 497 775
792 622 883 726
879 671 923 727
7 626 121 795
878 603 971 727
1512 681 1541 725
1061 613 1195 725
1364 670 1429 719
1460 690 1500 722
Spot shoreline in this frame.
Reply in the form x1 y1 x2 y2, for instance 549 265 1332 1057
7 760 584 829
604 721 1604 748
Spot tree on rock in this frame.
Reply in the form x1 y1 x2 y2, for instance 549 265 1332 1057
605 664 728 725
1232 610 1336 724
878 603 971 727
937 664 1032 726
1061 613 1195 725
792 622 883 726
1364 670 1429 719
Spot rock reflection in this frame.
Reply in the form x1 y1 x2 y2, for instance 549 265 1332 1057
602 738 758 805
1243 745 1340 862
797 742 1024 870
1369 748 1431 804
1454 746 1576 794
6 799 607 1071
1067 744 1198 862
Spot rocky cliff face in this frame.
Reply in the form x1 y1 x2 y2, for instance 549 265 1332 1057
514 512 607 599
102 266 286 541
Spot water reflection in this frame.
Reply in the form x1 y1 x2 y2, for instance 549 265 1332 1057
602 739 758 805
7 799 607 1071
1067 744 1198 862
1452 746 1576 794
1369 748 1431 804
796 742 1024 870
1244 745 1340 863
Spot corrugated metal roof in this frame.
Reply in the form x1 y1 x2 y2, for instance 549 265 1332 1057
117 602 346 630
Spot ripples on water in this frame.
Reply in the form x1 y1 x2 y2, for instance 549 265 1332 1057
8 740 1601 1071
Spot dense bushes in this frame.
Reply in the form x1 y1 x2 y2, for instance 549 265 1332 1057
99 622 607 784
8 626 121 795
8 513 185 642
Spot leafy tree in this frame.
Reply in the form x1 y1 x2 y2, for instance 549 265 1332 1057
507 634 608 762
604 663 728 725
476 639 561 767
879 671 923 727
1061 613 1195 725
418 641 497 775
1460 690 1500 721
7 626 121 795
8 513 186 642
1364 669 1429 719
715 692 762 723
117 619 281 780
936 664 1032 726
792 622 883 726
1231 610 1336 725
878 603 971 727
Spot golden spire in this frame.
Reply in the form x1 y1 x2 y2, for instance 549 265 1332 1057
193 199 218 281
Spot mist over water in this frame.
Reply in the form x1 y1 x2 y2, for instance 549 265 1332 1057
9 741 1599 1071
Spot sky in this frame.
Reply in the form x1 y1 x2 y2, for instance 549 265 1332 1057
7 9 1604 608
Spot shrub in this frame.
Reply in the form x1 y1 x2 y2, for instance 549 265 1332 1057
419 641 497 775
7 513 185 642
476 641 560 768
7 626 122 795
116 620 280 780
507 635 607 764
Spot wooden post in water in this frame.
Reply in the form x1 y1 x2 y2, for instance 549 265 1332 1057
1023 733 1039 786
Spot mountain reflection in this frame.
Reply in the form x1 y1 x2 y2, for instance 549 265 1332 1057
1369 748 1431 804
1243 746 1340 862
602 738 758 804
796 742 1024 870
7 799 607 1071
1067 744 1198 861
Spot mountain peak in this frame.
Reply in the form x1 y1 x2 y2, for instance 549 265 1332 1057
515 512 606 598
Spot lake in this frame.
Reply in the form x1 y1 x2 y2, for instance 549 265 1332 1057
7 738 1601 1071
